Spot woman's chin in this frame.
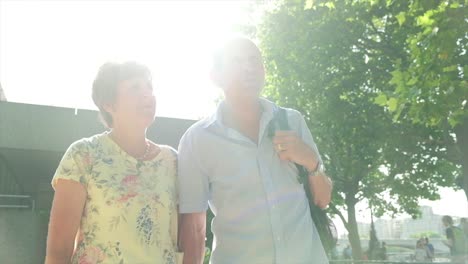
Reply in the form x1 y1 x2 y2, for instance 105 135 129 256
133 114 156 129
144 116 156 127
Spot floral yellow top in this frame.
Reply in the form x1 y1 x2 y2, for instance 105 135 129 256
52 133 179 264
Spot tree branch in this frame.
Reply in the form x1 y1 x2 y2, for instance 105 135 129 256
329 203 349 230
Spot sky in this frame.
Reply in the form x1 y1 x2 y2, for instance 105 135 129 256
0 0 256 119
1 0 466 234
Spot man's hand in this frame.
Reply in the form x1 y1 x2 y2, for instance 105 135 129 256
273 130 332 208
272 130 318 170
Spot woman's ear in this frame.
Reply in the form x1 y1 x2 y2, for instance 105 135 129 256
102 102 114 115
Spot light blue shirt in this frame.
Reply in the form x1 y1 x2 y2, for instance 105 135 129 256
178 98 329 264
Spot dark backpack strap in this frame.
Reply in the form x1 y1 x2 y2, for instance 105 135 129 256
268 106 289 136
276 107 289 130
270 106 336 253
273 107 309 182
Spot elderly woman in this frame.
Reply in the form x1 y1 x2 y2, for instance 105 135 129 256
45 62 181 264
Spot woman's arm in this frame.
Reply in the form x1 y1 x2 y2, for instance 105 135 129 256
45 180 86 264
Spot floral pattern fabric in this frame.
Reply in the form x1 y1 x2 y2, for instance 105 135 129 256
52 133 178 264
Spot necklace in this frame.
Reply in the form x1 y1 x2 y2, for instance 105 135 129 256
107 132 151 161
137 141 151 161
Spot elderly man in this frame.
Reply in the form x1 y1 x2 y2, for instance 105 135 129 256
178 37 332 264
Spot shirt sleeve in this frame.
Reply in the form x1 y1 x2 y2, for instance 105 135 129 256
177 130 210 214
51 141 90 190
165 145 180 205
294 111 323 166
446 227 454 240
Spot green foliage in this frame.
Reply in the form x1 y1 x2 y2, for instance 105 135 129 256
383 1 467 128
387 246 414 254
373 0 468 201
368 220 380 260
410 231 442 239
204 247 211 264
205 206 215 249
255 0 464 258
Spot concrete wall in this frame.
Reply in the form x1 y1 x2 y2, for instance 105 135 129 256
0 210 48 264
0 101 195 152
0 101 196 263
0 101 195 209
0 102 111 152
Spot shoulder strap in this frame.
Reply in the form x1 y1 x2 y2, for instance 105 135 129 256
276 107 289 130
271 107 308 181
268 106 289 137
272 105 337 253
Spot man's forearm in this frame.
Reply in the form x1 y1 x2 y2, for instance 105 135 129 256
181 231 205 264
180 213 206 264
308 170 332 209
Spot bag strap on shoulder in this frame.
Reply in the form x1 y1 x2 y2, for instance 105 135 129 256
269 105 337 253
271 107 309 182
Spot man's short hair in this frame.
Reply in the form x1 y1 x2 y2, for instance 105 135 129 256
442 215 454 226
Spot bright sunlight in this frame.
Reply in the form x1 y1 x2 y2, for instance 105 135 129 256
0 0 254 119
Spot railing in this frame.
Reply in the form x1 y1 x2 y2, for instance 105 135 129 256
0 154 23 195
0 153 34 210
0 194 35 210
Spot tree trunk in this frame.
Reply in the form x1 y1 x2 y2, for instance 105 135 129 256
346 201 363 260
454 119 468 200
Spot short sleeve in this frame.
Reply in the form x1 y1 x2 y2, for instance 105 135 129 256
51 141 90 190
177 130 210 214
446 228 454 240
165 145 180 205
295 111 323 165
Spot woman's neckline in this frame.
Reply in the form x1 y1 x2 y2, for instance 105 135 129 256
102 131 164 164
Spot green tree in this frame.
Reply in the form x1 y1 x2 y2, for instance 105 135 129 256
373 0 468 199
368 210 380 260
410 231 442 239
255 0 461 259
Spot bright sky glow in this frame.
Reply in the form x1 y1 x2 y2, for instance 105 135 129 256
1 0 466 235
0 0 254 119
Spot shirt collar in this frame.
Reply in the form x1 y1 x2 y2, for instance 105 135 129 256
203 97 277 130
202 101 226 129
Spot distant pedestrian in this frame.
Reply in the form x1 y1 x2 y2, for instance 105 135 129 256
379 241 387 260
343 245 352 259
442 215 466 263
424 237 434 261
415 239 430 262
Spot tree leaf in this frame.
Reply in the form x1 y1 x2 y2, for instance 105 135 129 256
388 98 398 112
396 12 406 26
374 94 388 106
304 0 314 10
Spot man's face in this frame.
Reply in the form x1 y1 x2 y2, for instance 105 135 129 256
217 39 265 98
